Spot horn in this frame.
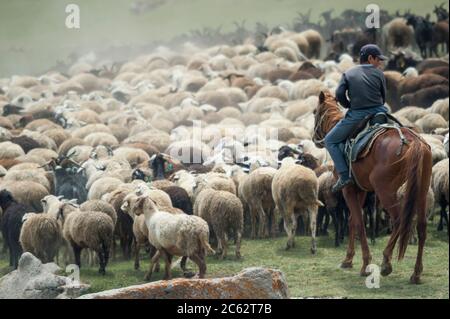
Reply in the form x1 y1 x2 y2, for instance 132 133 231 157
57 195 64 200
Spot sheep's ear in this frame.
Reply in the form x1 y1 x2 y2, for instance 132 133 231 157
319 91 326 104
136 196 146 210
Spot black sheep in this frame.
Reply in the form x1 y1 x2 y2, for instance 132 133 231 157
10 136 41 153
0 190 26 269
161 186 193 215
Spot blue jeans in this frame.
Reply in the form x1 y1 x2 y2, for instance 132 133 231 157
324 105 388 179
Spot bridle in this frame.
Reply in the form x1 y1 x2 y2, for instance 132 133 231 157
312 94 344 148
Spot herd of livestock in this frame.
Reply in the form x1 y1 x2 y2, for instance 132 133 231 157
0 7 448 283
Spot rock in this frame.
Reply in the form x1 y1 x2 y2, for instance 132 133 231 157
79 267 290 299
0 253 90 299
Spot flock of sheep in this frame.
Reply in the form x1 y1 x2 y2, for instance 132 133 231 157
0 15 449 284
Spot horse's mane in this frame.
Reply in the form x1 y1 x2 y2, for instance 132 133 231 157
313 91 345 147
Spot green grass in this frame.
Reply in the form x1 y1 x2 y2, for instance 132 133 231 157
1 222 447 298
0 0 447 76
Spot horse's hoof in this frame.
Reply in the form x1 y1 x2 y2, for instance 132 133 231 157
235 252 241 259
134 264 139 270
98 269 106 276
360 268 371 277
144 274 152 281
380 263 393 277
410 275 422 285
311 248 317 255
340 261 353 269
371 239 376 245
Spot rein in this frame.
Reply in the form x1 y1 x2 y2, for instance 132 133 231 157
313 96 344 147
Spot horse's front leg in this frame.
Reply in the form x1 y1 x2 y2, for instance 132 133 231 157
342 187 372 275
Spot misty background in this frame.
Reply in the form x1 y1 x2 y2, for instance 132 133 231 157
0 0 444 77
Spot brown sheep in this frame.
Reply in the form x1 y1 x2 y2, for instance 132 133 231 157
400 84 449 108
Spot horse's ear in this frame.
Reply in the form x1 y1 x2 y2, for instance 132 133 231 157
319 91 326 104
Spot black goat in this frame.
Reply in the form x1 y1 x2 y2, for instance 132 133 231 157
406 15 434 58
0 190 26 269
48 157 88 204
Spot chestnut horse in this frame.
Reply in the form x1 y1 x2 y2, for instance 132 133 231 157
313 91 432 284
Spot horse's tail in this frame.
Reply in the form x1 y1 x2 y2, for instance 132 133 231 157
397 137 428 260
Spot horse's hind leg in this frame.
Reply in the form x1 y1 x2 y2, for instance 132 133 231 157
373 189 401 277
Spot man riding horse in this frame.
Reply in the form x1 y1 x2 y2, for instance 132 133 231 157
314 44 432 283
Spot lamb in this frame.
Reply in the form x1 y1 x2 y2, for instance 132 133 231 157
272 157 322 253
19 212 63 263
239 166 277 238
0 190 26 268
432 158 449 232
194 189 243 259
122 194 214 280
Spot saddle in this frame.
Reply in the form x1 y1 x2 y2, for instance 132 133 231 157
343 112 406 164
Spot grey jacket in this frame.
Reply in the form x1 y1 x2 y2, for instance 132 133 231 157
336 64 387 110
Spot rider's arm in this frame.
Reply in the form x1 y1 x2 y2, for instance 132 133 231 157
380 73 387 105
336 73 351 109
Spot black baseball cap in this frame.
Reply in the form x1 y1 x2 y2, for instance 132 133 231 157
360 44 388 61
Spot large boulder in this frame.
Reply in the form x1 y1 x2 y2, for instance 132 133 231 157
0 253 89 299
79 267 290 299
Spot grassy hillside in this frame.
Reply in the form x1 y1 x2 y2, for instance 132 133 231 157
1 221 447 298
0 0 447 76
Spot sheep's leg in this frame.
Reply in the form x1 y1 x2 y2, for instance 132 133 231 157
256 202 267 238
269 206 278 238
249 206 257 239
215 228 225 260
72 244 82 269
145 250 161 281
323 210 330 236
149 245 160 273
316 207 325 236
189 253 207 279
309 209 317 255
97 249 106 275
235 231 242 259
181 256 195 278
160 250 173 280
134 241 140 270
437 198 448 231
330 208 339 247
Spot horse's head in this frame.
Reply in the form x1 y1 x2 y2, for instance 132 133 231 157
313 91 344 149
